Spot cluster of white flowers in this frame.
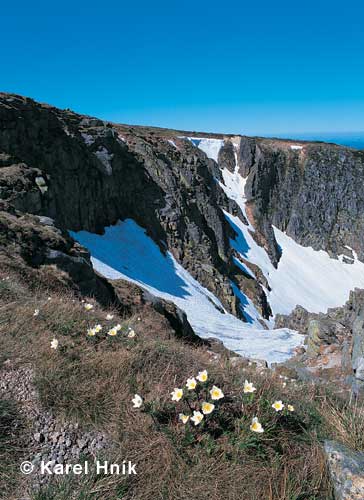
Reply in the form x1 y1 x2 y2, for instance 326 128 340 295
170 370 224 426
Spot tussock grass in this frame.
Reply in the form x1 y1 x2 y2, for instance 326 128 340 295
0 270 348 499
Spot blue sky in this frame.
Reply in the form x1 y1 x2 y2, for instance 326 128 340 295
1 0 364 135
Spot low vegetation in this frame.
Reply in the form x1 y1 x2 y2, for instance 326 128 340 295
1 270 363 499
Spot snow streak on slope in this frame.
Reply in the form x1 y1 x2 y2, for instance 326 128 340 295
71 220 304 365
185 137 224 162
191 137 364 317
226 212 364 315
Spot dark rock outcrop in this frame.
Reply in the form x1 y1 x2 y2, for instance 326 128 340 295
0 201 116 305
236 138 364 263
0 93 251 319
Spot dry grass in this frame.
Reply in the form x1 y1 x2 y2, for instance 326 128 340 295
319 396 364 452
0 398 27 499
0 270 347 499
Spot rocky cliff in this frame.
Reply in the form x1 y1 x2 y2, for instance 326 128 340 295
1 92 364 334
233 136 364 264
0 93 248 318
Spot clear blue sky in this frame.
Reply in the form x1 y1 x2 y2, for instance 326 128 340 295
2 0 364 135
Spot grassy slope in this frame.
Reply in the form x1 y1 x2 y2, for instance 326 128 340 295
1 269 363 500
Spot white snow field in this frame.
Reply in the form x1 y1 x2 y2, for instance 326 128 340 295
70 136 364 364
189 136 364 315
71 220 303 365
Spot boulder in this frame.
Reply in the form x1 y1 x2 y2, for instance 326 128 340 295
324 440 364 500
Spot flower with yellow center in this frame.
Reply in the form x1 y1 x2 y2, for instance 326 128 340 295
171 388 183 402
94 324 102 333
250 416 264 433
186 377 197 390
287 404 295 412
243 380 256 393
272 400 284 412
50 338 59 350
196 370 208 382
132 394 143 408
179 413 189 424
201 402 215 415
210 385 224 400
191 411 204 426
84 303 94 311
108 327 118 336
87 328 96 337
128 329 136 338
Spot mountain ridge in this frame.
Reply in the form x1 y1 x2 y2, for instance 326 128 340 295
1 92 364 367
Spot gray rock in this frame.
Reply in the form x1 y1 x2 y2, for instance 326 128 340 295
324 440 364 500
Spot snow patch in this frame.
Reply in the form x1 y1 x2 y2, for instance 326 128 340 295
290 145 303 150
35 176 48 194
185 137 224 162
70 219 304 364
226 211 364 316
167 139 178 149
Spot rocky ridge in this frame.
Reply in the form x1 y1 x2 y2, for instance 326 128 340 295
276 289 364 394
1 92 364 336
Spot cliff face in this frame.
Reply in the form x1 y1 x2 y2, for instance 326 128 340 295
0 93 247 318
1 92 364 332
233 137 364 264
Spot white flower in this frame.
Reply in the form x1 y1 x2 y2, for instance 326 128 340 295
272 400 284 412
50 338 59 350
210 385 224 400
115 324 122 331
87 328 96 337
171 388 183 402
287 404 295 412
243 380 256 394
128 329 136 338
107 327 118 336
196 370 208 382
191 411 204 426
179 413 189 424
250 416 264 433
132 394 143 408
186 377 197 390
33 309 39 317
201 402 215 415
94 324 102 333
106 314 114 320
84 303 94 311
